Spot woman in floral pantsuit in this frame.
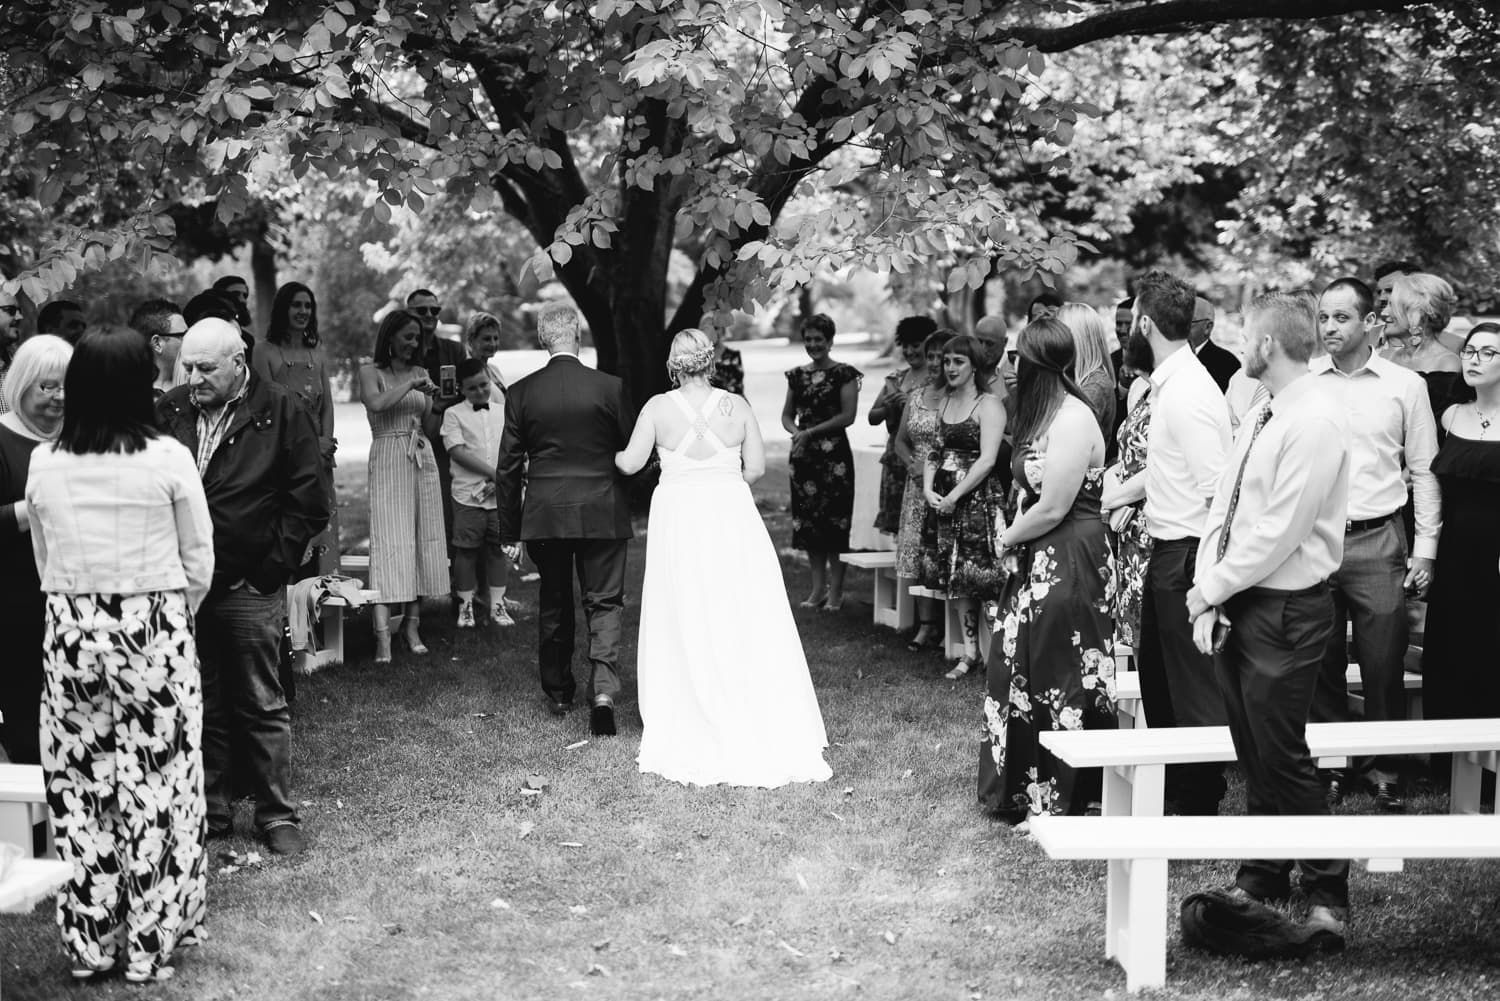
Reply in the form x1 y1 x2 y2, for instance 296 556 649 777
25 330 215 983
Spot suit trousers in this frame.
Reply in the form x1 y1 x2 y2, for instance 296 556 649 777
1219 584 1349 909
530 538 628 706
1136 537 1228 813
1311 518 1408 781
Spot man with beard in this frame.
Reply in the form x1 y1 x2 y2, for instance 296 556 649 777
1306 277 1439 811
1130 269 1233 815
1187 292 1351 947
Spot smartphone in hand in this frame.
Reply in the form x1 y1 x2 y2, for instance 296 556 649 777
439 364 457 398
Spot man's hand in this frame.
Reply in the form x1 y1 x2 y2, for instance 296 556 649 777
1185 584 1210 620
1192 610 1217 655
1403 556 1434 599
501 544 522 564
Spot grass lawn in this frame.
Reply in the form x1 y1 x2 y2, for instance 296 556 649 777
2 450 1497 1001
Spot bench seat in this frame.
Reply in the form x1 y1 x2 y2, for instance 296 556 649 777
838 551 910 629
0 764 50 859
1029 813 1500 993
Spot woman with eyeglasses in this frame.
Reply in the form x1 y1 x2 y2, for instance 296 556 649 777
1422 321 1500 725
0 334 72 764
253 282 340 576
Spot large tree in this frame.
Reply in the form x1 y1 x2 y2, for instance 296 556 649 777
1 0 1481 403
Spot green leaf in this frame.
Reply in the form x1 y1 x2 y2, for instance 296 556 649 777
224 93 252 120
11 111 36 135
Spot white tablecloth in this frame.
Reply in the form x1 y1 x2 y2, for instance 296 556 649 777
850 443 896 552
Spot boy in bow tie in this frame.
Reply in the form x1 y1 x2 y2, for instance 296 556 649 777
442 357 513 628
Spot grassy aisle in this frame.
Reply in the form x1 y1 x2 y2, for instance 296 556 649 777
1 454 1496 1000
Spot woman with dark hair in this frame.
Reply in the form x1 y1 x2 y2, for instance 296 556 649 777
1422 322 1500 723
0 334 72 764
359 309 447 662
253 281 339 575
915 333 1007 678
780 313 862 610
212 274 252 330
869 315 938 537
1100 330 1156 651
892 330 948 650
25 327 213 982
979 317 1116 823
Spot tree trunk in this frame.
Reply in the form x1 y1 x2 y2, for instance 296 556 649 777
250 231 278 337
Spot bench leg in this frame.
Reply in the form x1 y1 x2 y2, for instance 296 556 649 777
0 804 34 859
1451 752 1484 816
872 567 900 629
1121 858 1169 992
325 604 345 664
894 575 916 631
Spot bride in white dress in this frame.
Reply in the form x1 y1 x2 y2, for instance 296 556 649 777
616 329 833 787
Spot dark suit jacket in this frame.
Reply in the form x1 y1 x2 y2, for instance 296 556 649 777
1196 339 1241 394
496 354 633 542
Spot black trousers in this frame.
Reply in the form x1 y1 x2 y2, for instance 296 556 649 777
1136 537 1228 813
1219 584 1350 910
530 538 628 706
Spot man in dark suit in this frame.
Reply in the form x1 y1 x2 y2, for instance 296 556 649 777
497 302 633 736
1192 296 1242 394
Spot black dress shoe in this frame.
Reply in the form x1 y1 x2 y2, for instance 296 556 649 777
548 701 572 717
590 703 616 736
1372 780 1405 813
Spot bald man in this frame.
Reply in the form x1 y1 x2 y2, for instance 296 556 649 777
1189 296 1241 393
157 318 328 855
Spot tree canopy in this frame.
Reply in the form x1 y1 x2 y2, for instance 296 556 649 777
3 0 1491 402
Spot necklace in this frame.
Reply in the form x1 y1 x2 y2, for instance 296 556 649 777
1476 403 1493 439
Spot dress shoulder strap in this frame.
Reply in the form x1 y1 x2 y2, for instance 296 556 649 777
666 389 699 421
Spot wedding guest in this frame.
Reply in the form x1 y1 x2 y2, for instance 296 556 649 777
253 282 340 576
917 333 1006 679
710 327 744 396
1422 322 1500 722
0 283 21 415
359 310 448 662
1133 269 1232 815
1379 273 1461 375
979 318 1114 820
442 358 513 629
974 314 1015 497
1028 292 1062 323
184 289 254 365
869 316 938 537
407 288 465 561
28 328 213 981
464 311 509 399
1373 259 1419 319
213 274 252 329
781 313 861 611
36 299 86 344
892 331 949 651
1101 333 1155 651
128 298 188 398
1187 291 1352 949
0 335 72 764
158 318 326 855
1190 296 1241 393
1308 277 1439 811
1057 302 1117 438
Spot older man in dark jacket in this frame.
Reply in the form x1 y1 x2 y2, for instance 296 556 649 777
158 318 328 855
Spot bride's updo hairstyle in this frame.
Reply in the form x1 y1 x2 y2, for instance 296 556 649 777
666 328 716 385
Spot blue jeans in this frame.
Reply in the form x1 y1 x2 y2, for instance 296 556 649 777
196 586 298 831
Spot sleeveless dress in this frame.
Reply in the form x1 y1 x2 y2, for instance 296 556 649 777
916 399 1007 599
1108 391 1153 649
978 444 1117 819
366 370 448 604
786 362 862 551
636 390 833 787
1421 433 1500 720
873 368 913 535
895 389 941 580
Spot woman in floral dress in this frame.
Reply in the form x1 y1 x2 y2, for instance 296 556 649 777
979 318 1116 821
1101 337 1155 650
916 334 1008 679
893 331 948 649
869 316 938 537
780 313 861 610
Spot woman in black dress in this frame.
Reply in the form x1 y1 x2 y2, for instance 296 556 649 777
1423 322 1500 721
869 316 938 538
0 334 73 763
781 314 861 610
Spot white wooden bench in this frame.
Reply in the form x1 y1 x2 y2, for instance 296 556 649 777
837 551 911 630
1029 813 1500 993
907 585 993 663
0 855 74 1000
291 555 382 674
0 764 50 859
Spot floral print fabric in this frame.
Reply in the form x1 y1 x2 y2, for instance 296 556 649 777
895 389 942 580
710 347 744 397
978 452 1117 819
40 590 207 981
916 404 1008 599
787 362 862 552
1109 392 1154 649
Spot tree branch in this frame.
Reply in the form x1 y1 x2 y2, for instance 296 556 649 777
1012 0 1448 52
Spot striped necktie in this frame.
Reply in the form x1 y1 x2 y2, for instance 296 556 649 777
1216 403 1274 562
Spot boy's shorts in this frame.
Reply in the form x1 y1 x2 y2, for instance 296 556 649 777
452 501 502 550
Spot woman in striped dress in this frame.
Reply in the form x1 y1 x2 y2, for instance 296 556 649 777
358 310 448 662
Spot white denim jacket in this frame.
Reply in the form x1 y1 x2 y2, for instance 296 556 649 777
26 436 215 612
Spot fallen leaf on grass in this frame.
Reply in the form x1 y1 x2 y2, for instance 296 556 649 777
523 775 550 790
519 788 544 797
586 963 609 977
517 821 535 839
777 940 805 957
828 948 845 962
828 811 845 822
795 872 809 892
730 913 753 928
309 911 324 925
902 769 913 779
558 841 583 848
668 944 687 958
564 739 589 750
490 898 511 910
470 712 495 719
569 905 589 915
336 799 344 809
340 916 358 923
882 931 897 945
841 787 854 796
591 939 610 951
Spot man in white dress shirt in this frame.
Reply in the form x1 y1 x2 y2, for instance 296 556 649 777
1187 292 1352 945
1308 277 1440 812
1129 269 1233 815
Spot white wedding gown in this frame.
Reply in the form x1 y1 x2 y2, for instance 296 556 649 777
636 389 833 787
